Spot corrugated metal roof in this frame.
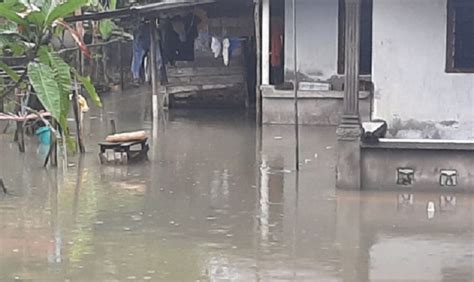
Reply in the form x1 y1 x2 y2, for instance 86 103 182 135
65 0 216 23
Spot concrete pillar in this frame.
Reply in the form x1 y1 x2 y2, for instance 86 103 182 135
336 191 369 281
150 19 159 120
261 0 270 85
336 0 363 190
254 0 262 123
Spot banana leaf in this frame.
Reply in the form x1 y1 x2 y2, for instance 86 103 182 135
99 19 113 40
46 0 87 26
0 60 20 82
0 3 28 26
27 62 61 120
77 74 102 107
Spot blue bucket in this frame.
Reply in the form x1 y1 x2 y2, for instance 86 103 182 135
35 126 51 145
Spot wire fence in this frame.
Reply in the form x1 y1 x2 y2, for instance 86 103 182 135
60 39 134 92
0 39 134 112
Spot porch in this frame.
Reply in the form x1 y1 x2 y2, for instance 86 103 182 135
256 0 474 191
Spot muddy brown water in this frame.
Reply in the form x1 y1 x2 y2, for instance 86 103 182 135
0 89 473 281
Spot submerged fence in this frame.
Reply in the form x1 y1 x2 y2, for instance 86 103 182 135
60 39 134 92
0 39 134 113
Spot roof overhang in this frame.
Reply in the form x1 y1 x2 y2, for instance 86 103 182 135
64 0 216 23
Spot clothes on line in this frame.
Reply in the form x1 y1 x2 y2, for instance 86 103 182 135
131 23 151 80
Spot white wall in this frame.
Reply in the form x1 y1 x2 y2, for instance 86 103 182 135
284 0 339 81
372 0 474 136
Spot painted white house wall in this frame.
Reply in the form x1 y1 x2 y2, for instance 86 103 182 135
284 0 339 81
372 0 474 139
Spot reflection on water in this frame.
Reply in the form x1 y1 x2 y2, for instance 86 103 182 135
0 90 472 281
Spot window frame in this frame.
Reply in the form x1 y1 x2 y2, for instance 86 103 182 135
337 0 373 76
446 0 474 73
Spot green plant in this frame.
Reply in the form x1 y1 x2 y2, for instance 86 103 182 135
0 0 102 151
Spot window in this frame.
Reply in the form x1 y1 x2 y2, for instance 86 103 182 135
337 0 373 75
446 0 474 72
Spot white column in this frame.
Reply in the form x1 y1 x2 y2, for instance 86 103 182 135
261 0 270 85
336 0 363 190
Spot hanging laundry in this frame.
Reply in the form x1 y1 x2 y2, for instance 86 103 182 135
195 32 211 54
222 38 230 66
271 19 284 84
131 23 151 83
171 17 187 42
161 19 180 65
211 37 222 58
178 13 199 61
271 20 283 67
229 37 241 57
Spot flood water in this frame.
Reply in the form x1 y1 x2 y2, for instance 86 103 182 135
0 89 473 281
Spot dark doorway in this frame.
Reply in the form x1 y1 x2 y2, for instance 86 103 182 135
446 0 474 72
337 0 373 75
270 0 285 85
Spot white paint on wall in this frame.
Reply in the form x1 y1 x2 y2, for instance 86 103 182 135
284 0 339 81
372 0 474 131
262 0 271 85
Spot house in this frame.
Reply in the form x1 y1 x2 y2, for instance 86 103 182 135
258 0 474 191
65 0 474 190
66 0 258 111
261 0 473 136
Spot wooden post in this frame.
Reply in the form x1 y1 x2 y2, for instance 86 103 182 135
74 53 85 154
102 46 109 85
254 0 262 124
292 0 299 171
261 0 270 85
158 32 169 109
119 40 124 91
16 121 25 153
110 119 116 134
150 19 160 119
51 121 58 167
44 120 58 167
157 30 168 86
336 0 363 190
72 86 85 154
0 178 6 194
336 190 368 281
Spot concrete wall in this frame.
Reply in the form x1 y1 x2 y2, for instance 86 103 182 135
262 87 371 125
284 0 339 81
372 0 474 139
361 146 474 191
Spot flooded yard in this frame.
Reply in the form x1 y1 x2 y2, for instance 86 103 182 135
0 90 473 281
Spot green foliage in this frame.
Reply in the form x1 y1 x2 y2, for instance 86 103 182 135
0 0 103 153
77 74 102 107
88 0 99 7
26 11 46 28
99 19 114 40
27 62 62 120
46 0 88 26
0 60 20 82
0 3 28 26
39 47 72 117
109 0 117 10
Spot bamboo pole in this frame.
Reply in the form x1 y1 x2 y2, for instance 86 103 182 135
72 83 85 153
292 0 300 171
150 19 159 119
119 40 124 91
261 0 270 85
156 24 169 109
254 0 262 124
45 120 58 167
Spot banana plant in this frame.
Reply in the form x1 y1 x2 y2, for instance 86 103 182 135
0 0 102 152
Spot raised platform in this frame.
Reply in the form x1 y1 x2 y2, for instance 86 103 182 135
361 138 474 192
261 85 372 125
